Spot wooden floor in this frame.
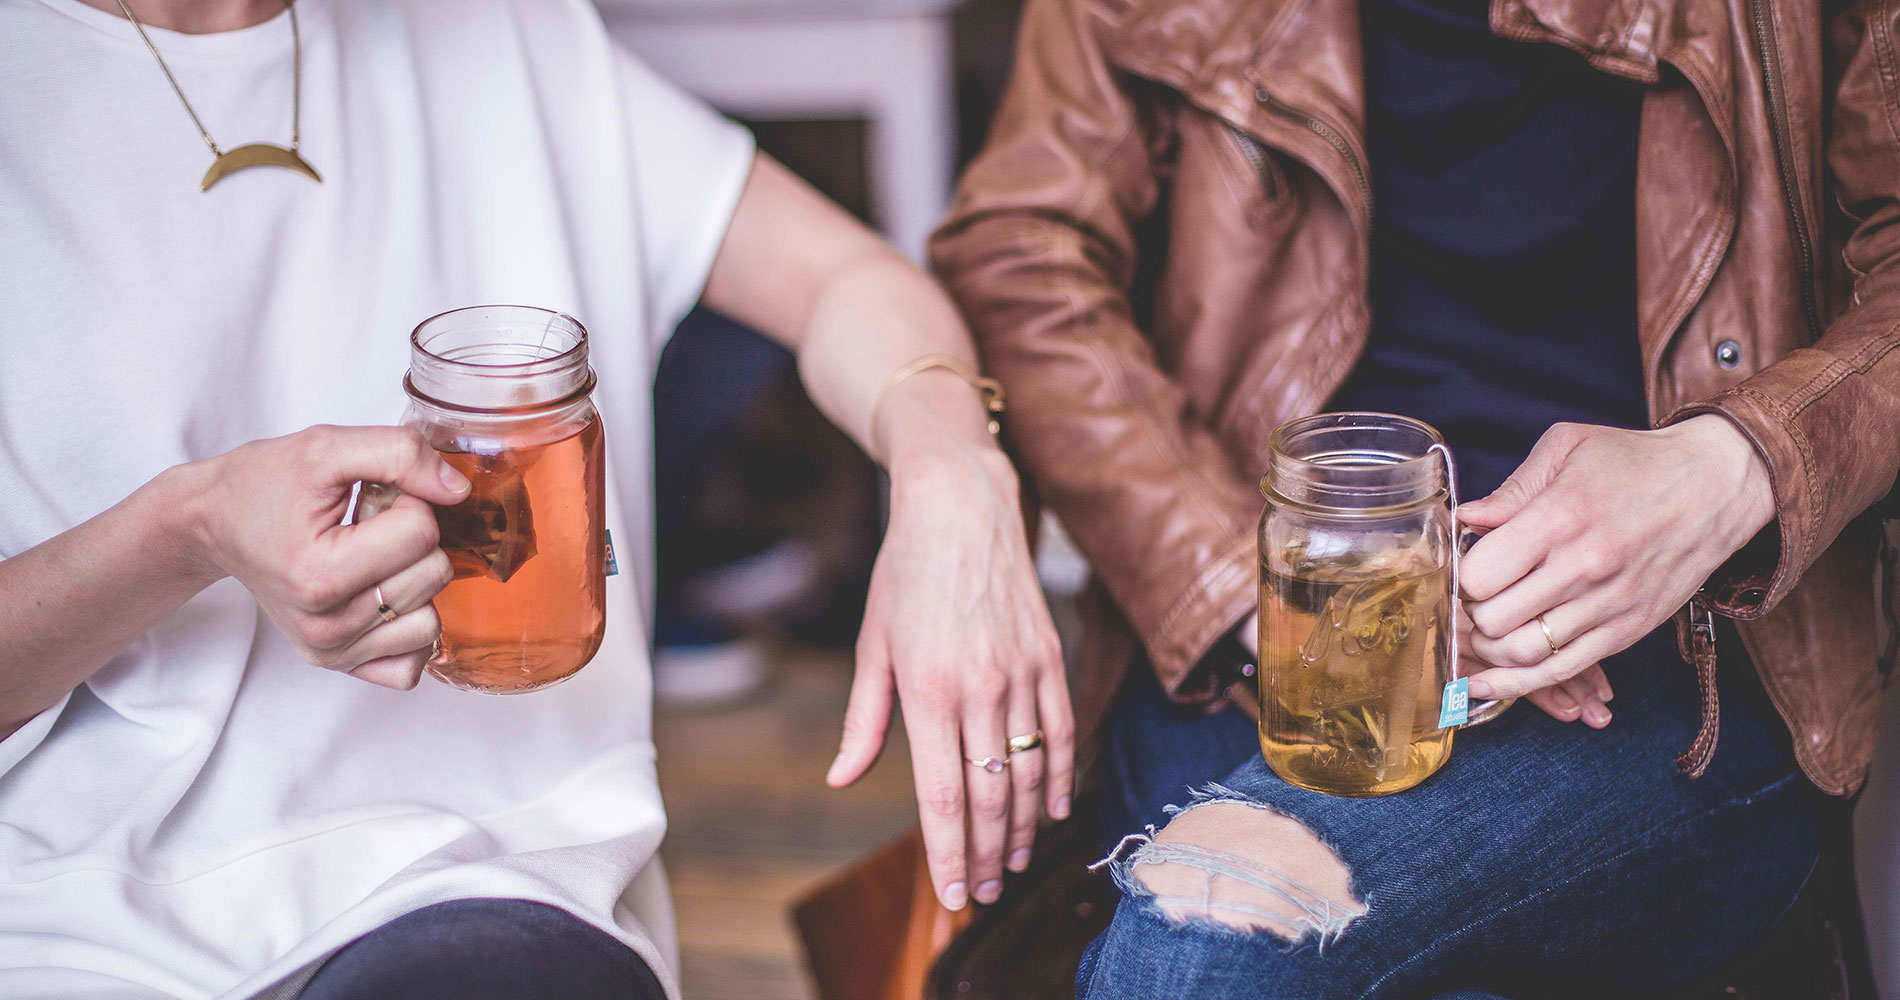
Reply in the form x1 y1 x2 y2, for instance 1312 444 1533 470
656 647 918 1000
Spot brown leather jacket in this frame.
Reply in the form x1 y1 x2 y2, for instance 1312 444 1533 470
931 0 1900 795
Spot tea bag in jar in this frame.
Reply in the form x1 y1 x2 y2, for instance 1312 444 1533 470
434 450 539 582
355 450 540 584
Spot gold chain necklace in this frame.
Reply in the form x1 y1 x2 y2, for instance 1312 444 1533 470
115 0 322 191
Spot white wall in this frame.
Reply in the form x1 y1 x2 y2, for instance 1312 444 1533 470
1856 680 1900 992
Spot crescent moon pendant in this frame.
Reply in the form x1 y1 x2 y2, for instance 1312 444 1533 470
200 143 322 191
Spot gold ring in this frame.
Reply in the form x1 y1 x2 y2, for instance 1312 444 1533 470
965 755 1009 774
1535 614 1561 655
375 584 398 624
1006 730 1044 754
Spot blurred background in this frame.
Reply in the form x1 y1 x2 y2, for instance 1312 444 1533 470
596 2 1900 998
601 2 1054 998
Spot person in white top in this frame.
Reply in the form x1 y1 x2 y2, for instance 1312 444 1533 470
0 0 1073 997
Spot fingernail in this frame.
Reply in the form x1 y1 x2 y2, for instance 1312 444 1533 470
942 882 967 911
975 880 1003 905
1008 849 1031 872
1054 796 1072 820
439 464 470 495
1550 688 1577 712
1599 687 1615 703
1467 678 1493 699
1586 703 1612 726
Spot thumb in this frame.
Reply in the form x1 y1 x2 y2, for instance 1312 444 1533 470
317 426 471 507
827 647 895 787
1458 423 1584 528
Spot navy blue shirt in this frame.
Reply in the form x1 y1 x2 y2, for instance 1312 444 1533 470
1325 0 1649 500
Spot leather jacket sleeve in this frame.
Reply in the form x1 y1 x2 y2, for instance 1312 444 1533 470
928 0 1260 694
1671 2 1900 618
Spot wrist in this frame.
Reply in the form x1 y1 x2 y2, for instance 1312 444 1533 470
887 433 1017 497
873 365 1000 463
140 461 226 589
1675 413 1777 544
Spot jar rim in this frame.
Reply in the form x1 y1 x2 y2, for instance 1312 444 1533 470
410 304 588 372
1261 411 1449 516
402 370 600 416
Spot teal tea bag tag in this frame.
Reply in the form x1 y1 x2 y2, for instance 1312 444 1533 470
604 530 620 577
1438 677 1470 729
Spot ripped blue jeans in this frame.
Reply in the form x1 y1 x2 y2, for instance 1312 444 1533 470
1080 627 1822 999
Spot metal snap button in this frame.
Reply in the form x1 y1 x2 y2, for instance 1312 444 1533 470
1255 85 1272 104
1715 340 1743 370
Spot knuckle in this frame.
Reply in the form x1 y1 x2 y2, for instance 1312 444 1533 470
1576 546 1615 581
967 666 1009 703
300 423 338 448
922 783 964 820
303 643 345 669
387 656 426 691
291 568 345 611
839 713 878 741
1460 563 1499 601
300 425 343 465
395 426 430 458
970 782 1010 819
929 847 966 879
1473 634 1526 667
1506 635 1547 667
409 604 442 639
910 674 957 712
424 550 455 592
300 614 355 653
1013 758 1046 789
1468 604 1507 639
401 508 442 552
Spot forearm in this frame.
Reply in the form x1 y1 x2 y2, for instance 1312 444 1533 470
800 252 999 466
701 154 1001 468
0 463 216 735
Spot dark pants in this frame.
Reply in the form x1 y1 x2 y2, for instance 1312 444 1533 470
300 898 666 1000
1081 626 1823 999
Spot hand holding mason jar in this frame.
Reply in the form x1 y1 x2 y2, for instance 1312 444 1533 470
1255 413 1511 797
360 305 608 694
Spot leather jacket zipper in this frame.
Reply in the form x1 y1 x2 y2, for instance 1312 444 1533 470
1252 85 1372 222
1223 123 1279 199
1750 0 1824 342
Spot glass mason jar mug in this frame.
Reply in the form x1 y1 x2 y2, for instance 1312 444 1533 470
364 305 608 694
1256 413 1508 797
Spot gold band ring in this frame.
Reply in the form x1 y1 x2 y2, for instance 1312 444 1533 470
375 584 398 624
1006 730 1044 755
1535 614 1561 655
965 755 1010 774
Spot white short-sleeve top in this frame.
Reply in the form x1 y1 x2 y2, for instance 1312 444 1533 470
0 0 754 996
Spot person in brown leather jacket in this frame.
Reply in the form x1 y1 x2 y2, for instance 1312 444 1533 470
928 0 1898 993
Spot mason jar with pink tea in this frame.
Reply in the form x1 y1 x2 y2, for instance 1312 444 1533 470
366 305 607 693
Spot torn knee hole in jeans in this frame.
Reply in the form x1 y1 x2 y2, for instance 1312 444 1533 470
1091 785 1367 946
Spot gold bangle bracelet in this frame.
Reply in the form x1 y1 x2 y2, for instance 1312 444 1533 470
868 353 1006 461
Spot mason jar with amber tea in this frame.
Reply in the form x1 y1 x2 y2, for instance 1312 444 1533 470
1257 413 1507 796
379 305 607 694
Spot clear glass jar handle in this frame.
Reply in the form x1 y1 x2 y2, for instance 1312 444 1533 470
1428 442 1513 727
